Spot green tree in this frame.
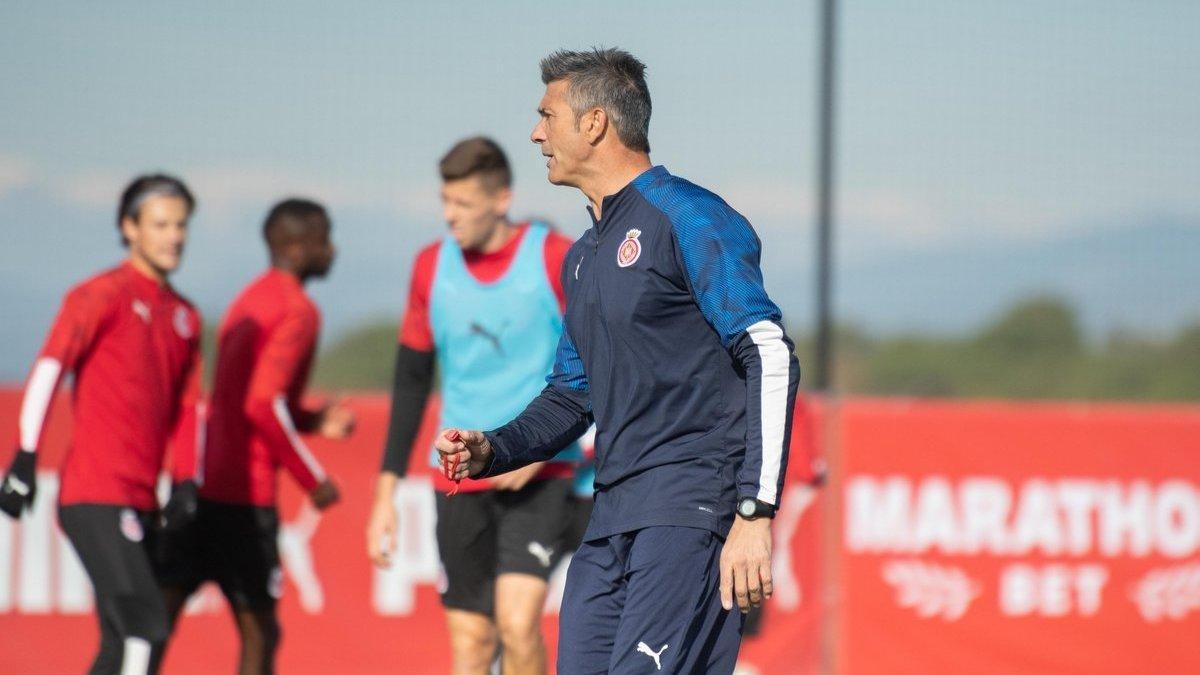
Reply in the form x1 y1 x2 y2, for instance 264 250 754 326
312 320 398 389
302 297 1200 402
975 296 1081 358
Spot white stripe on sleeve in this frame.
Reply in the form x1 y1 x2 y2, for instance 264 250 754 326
272 395 327 482
19 357 63 452
195 402 207 486
747 320 790 505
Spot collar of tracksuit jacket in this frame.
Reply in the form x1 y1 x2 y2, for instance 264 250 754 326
584 164 668 238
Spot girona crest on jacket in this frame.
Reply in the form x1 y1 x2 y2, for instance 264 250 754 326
173 305 194 339
617 229 642 268
119 508 144 542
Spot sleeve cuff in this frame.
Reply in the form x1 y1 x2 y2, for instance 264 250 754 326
739 491 777 508
479 431 507 478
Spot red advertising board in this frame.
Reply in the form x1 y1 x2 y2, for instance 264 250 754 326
0 390 823 674
12 389 1195 673
837 398 1200 675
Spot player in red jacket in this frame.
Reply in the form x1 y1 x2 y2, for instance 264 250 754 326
1 174 202 675
162 198 353 674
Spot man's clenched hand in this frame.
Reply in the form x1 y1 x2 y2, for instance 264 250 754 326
434 429 493 480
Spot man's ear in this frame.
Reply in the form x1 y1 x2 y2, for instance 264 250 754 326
494 186 514 216
280 240 306 266
584 107 608 144
120 216 138 246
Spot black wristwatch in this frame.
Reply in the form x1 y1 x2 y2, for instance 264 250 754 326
736 497 776 520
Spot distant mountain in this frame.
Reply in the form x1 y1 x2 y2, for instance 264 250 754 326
3 186 1198 381
833 216 1200 338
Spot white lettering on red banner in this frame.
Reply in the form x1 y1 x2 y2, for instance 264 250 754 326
846 476 1200 558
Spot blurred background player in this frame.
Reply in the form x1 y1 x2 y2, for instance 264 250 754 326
0 174 203 675
162 198 354 675
366 137 582 675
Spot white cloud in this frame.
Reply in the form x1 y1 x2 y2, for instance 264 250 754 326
33 165 1189 259
722 182 813 222
723 179 947 254
35 162 584 241
720 176 1138 258
59 169 124 211
0 155 33 198
51 165 441 230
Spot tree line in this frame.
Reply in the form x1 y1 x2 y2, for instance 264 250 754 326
201 297 1199 402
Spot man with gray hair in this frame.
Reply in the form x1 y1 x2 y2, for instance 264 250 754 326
437 47 801 673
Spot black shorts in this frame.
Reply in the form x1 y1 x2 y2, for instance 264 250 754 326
160 499 281 611
58 504 172 655
435 478 573 615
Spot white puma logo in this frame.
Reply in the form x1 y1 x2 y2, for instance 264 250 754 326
131 299 151 323
4 474 30 496
527 541 554 568
636 642 668 670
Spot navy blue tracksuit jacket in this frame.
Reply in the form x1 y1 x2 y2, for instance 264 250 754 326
484 165 800 542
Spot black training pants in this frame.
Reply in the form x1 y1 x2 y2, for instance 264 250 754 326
59 504 171 675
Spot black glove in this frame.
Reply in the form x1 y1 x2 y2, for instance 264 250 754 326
0 450 37 519
161 479 199 531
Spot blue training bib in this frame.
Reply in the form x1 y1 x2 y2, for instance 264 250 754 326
428 223 581 467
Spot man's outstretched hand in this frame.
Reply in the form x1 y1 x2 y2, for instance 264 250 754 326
435 429 493 481
317 400 357 440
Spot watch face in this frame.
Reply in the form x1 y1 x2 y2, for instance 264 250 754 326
738 499 756 517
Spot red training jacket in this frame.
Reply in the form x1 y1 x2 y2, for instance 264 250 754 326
15 261 202 510
200 268 327 507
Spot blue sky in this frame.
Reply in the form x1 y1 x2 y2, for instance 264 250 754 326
1 1 1198 378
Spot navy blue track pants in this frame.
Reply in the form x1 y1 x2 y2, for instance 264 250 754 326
558 526 744 674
